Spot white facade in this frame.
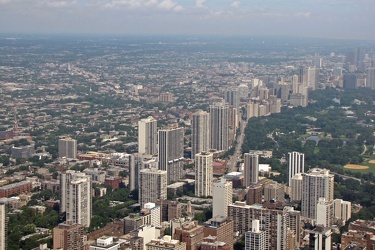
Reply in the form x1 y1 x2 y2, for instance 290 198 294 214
144 203 161 228
316 198 334 227
308 66 319 90
244 153 259 187
60 171 91 227
139 168 167 208
138 116 158 155
89 236 120 250
288 152 305 186
209 101 229 151
212 179 232 217
191 110 210 159
58 138 77 159
301 168 334 220
195 152 213 197
245 220 268 250
290 173 303 201
333 199 351 223
138 225 161 250
0 203 6 250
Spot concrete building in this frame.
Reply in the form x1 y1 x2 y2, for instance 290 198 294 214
139 168 167 208
246 184 263 205
307 226 332 250
224 88 239 111
343 73 357 89
138 116 158 155
316 198 334 227
245 220 268 250
195 152 213 197
209 101 229 151
58 138 77 159
0 180 33 198
263 182 284 203
308 66 319 90
366 68 375 90
143 203 161 228
290 173 303 202
11 145 34 159
173 221 204 250
146 236 186 250
191 110 210 159
203 216 234 250
212 179 232 217
246 102 259 119
244 153 259 187
333 199 352 224
228 202 300 250
301 168 334 220
158 126 184 184
53 221 87 250
60 171 92 227
0 202 6 250
89 236 120 250
288 152 304 186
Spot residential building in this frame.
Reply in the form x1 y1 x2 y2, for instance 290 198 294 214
366 68 375 90
53 221 87 250
244 153 259 187
89 236 120 250
290 173 303 202
263 182 284 203
0 180 32 198
139 168 167 208
0 202 6 250
138 116 158 155
333 199 352 224
212 179 232 217
316 198 334 227
343 73 357 89
158 126 184 184
245 220 267 250
307 226 332 250
209 101 229 151
146 236 186 250
58 138 77 159
288 152 304 186
195 152 213 197
173 221 204 250
246 184 263 205
203 216 234 250
191 110 210 159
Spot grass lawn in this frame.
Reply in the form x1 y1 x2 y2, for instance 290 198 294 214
343 154 375 174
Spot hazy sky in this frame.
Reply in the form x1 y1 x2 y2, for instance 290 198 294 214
0 0 374 39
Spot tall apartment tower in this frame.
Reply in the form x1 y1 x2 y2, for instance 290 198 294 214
288 152 305 186
191 110 210 159
158 126 184 184
138 116 158 155
245 220 268 250
366 68 375 90
53 221 87 250
0 202 6 250
244 153 259 187
343 73 357 89
139 168 167 208
212 179 232 217
224 88 240 111
290 173 303 201
60 171 92 227
209 101 229 151
195 152 213 197
308 66 319 90
58 138 77 159
298 66 308 86
301 168 334 220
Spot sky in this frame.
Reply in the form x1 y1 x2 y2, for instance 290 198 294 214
0 0 374 40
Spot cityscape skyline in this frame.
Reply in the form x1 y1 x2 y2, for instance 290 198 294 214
0 0 375 40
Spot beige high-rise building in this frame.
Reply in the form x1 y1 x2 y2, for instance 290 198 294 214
288 152 304 186
301 168 334 220
209 101 229 151
212 179 232 217
290 173 303 202
60 171 91 227
158 126 184 184
244 153 259 187
0 202 6 250
53 221 87 250
195 152 213 197
316 198 334 227
308 66 319 90
333 199 352 224
139 168 167 208
138 116 158 155
191 110 210 159
246 102 259 120
58 138 77 159
263 182 284 203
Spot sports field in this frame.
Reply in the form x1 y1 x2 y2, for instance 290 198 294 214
344 164 369 170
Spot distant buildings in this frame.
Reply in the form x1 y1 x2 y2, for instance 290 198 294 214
0 202 6 250
58 138 77 159
0 180 33 198
366 68 375 90
343 73 357 89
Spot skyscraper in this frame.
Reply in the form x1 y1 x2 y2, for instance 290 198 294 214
288 152 305 186
0 202 6 250
58 138 77 159
245 220 268 250
158 126 184 184
224 87 240 111
209 101 229 151
139 168 167 208
301 168 334 220
308 66 319 90
195 152 213 197
138 116 158 155
343 73 357 89
212 179 232 217
53 221 87 250
60 171 91 227
366 68 375 90
191 110 210 159
244 153 259 187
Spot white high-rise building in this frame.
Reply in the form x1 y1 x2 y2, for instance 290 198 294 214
58 138 77 159
288 152 305 186
0 202 6 250
290 173 303 201
138 116 158 155
245 220 268 250
158 126 184 184
333 199 352 224
308 66 319 90
191 110 210 159
212 178 232 217
139 168 167 208
244 153 259 187
301 168 334 220
195 152 213 197
209 101 229 151
224 87 240 111
143 203 161 228
60 171 91 227
316 198 334 227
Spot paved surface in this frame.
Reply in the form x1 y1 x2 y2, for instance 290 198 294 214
227 119 248 172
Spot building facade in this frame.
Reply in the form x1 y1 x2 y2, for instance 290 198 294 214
139 168 167 208
212 179 232 218
191 110 210 159
209 101 229 151
58 138 77 159
244 153 259 187
195 152 213 197
288 152 304 186
138 116 158 155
